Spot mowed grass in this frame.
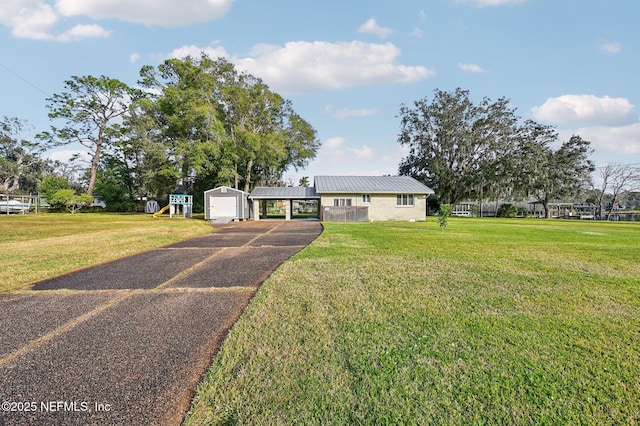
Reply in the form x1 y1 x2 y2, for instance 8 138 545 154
0 213 212 292
185 218 640 425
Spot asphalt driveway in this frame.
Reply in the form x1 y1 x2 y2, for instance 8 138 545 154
0 220 322 425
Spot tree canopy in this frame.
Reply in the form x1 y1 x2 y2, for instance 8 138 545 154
27 54 319 211
1 117 52 194
6 73 605 217
398 88 521 205
137 54 320 194
38 75 143 195
398 88 594 215
519 131 594 217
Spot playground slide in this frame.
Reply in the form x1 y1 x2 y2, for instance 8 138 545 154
152 205 170 218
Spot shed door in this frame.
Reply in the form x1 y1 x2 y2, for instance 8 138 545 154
210 196 237 217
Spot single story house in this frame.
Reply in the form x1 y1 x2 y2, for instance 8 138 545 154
247 175 434 222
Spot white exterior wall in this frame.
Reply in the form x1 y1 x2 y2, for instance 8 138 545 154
320 193 427 221
204 186 249 220
252 199 261 220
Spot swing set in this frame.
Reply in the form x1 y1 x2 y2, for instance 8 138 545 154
153 194 193 218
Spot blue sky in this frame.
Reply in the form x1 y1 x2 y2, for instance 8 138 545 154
1 0 639 185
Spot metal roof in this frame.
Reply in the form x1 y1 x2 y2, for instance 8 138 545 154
247 176 434 199
249 186 320 199
314 176 434 194
204 186 248 195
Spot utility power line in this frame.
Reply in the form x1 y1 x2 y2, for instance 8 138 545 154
0 62 50 97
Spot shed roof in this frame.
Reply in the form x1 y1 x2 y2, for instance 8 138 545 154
204 186 248 195
314 175 434 194
249 186 320 199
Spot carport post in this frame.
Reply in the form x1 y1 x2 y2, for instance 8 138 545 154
253 199 260 220
285 200 291 220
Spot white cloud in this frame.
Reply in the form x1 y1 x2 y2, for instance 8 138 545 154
167 40 434 93
532 95 637 127
325 105 378 119
317 137 374 163
0 0 57 40
0 0 109 41
458 63 487 73
358 18 392 39
167 44 229 61
323 137 345 150
350 146 373 159
599 41 622 54
130 53 140 64
299 136 406 179
248 43 280 57
232 40 435 93
0 0 232 41
565 123 640 156
455 0 527 6
545 97 640 162
55 24 110 42
55 0 234 27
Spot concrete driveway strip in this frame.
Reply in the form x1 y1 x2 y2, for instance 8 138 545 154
0 293 119 359
0 290 254 426
0 220 322 425
32 248 220 291
168 246 304 289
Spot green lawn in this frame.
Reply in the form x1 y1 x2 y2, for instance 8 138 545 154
0 213 212 292
185 218 640 425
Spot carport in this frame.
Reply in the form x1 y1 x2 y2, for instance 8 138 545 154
249 187 320 220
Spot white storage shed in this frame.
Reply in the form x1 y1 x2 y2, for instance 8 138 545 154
204 186 250 221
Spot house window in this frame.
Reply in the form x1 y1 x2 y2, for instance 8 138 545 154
396 194 414 206
333 198 352 207
362 194 371 203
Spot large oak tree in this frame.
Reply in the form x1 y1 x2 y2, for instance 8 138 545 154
517 129 594 217
398 88 521 205
139 54 319 193
398 88 594 214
